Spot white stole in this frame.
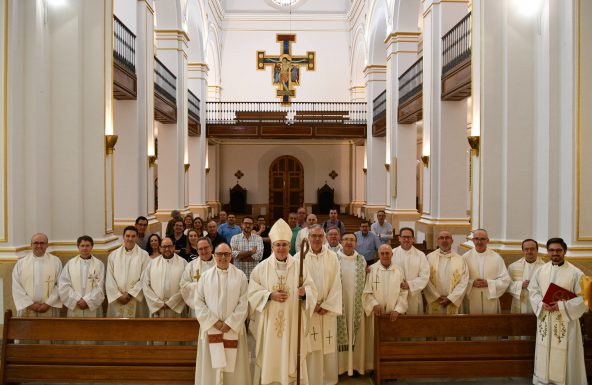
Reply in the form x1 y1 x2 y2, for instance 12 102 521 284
202 266 242 372
21 254 57 303
69 256 100 298
426 250 464 314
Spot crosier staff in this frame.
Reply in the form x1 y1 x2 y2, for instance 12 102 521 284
296 238 310 385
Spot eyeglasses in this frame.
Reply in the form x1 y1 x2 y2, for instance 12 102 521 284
215 252 232 257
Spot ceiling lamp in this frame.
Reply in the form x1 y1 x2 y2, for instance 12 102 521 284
271 0 299 6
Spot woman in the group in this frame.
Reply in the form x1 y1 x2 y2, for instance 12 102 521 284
181 229 200 262
183 214 194 235
193 217 207 236
145 233 162 259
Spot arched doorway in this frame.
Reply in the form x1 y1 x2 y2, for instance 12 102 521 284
269 156 304 221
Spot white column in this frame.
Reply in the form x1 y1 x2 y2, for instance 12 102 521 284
154 29 189 220
206 142 221 215
385 32 421 231
418 0 470 248
1 0 119 259
187 63 209 219
363 65 387 219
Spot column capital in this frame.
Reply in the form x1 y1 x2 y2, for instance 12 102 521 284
155 29 190 57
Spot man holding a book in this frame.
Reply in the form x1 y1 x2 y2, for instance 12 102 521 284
528 237 588 385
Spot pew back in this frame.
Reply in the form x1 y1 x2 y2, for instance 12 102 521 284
1 310 199 384
374 314 537 384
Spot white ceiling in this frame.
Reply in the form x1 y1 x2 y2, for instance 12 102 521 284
221 0 351 14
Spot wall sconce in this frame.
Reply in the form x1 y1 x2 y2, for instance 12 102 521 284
384 164 390 171
421 155 429 167
184 163 190 172
148 155 157 166
205 167 210 174
362 168 367 175
105 135 118 154
468 135 480 156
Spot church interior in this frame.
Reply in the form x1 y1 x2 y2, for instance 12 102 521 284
0 0 591 363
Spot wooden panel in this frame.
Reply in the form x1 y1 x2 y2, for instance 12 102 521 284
377 314 536 339
188 116 201 137
5 344 197 365
207 125 259 137
6 317 199 341
207 123 366 140
398 92 423 124
261 125 312 136
378 340 534 360
315 125 366 137
154 91 177 124
372 112 386 137
379 360 534 378
5 365 195 384
235 111 286 120
113 61 137 100
441 59 471 101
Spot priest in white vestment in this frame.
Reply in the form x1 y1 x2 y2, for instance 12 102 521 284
336 232 372 377
248 218 318 385
507 238 545 314
528 238 588 385
294 225 343 385
392 227 429 315
180 237 216 317
58 235 105 317
463 229 511 314
12 233 62 317
424 231 469 315
194 243 251 385
142 236 188 317
326 227 343 254
362 244 408 353
106 226 149 317
295 214 327 252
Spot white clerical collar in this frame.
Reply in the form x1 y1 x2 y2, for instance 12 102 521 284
439 249 452 256
216 266 229 273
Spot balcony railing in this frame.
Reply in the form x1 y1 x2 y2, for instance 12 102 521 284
373 90 387 120
206 102 367 125
154 57 177 103
399 57 423 104
188 90 201 122
113 16 135 73
442 12 471 76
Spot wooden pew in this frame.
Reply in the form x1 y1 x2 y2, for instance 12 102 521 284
0 310 199 384
373 313 537 384
235 111 286 121
294 110 348 122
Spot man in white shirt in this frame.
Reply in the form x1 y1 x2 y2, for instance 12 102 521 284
59 235 105 317
326 227 343 254
180 237 216 316
12 233 62 317
507 238 545 314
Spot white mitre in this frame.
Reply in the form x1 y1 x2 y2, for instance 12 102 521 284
269 218 292 244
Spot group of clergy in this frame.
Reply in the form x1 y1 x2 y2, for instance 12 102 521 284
11 219 589 385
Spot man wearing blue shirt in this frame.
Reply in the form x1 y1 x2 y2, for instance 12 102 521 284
218 213 241 243
354 220 381 263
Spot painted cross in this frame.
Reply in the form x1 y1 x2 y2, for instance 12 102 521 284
326 330 333 345
310 326 318 341
373 272 381 291
88 270 101 289
45 275 54 298
257 34 315 104
193 270 201 282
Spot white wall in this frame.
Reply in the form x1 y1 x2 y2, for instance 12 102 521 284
220 28 350 101
217 141 354 208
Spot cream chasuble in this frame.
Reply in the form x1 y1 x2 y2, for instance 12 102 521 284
248 254 318 385
336 250 372 376
392 246 429 314
507 257 545 314
12 252 63 317
464 248 511 314
294 246 342 385
180 256 215 316
528 262 587 385
106 245 149 318
58 255 105 317
142 254 187 317
424 249 469 315
194 264 250 385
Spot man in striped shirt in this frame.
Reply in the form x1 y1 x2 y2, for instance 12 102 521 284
230 216 263 280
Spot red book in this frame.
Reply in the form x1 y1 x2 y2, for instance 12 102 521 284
543 282 577 305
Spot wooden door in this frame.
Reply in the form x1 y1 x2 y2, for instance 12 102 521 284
269 156 304 222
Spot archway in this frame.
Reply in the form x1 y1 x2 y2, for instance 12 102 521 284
268 156 304 221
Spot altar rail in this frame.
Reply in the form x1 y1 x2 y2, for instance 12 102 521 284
206 101 367 125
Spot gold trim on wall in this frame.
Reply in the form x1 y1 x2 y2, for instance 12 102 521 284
1 0 8 242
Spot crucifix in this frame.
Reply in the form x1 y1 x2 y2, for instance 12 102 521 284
273 275 289 294
326 330 333 345
88 270 100 289
45 275 53 298
257 34 315 104
373 272 381 291
193 270 201 282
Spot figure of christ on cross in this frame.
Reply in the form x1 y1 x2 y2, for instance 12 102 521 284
257 34 315 104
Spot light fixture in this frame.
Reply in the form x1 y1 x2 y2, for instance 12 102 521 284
271 0 299 6
105 135 118 154
421 155 429 167
184 163 190 172
205 167 210 174
148 155 157 166
362 168 367 175
468 136 480 156
384 164 390 171
515 0 544 18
